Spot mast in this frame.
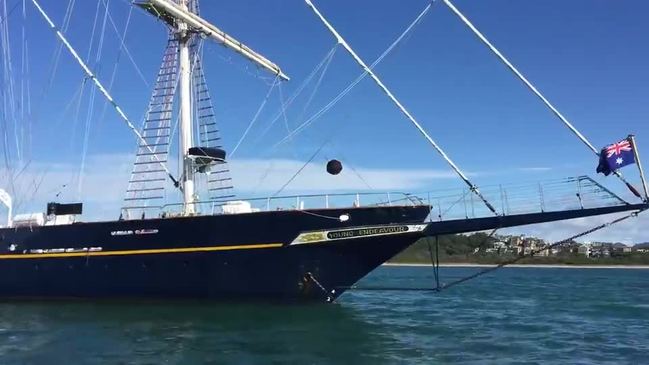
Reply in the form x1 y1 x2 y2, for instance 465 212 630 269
135 0 289 216
177 0 195 215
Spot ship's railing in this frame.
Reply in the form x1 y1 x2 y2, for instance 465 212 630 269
419 175 628 221
119 175 630 221
148 191 419 219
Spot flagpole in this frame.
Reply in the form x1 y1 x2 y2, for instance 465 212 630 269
628 135 649 202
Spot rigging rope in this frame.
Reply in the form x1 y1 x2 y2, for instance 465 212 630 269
0 1 20 26
277 82 293 146
98 2 135 124
334 152 375 191
31 0 75 150
299 45 337 121
426 235 440 290
229 75 279 157
78 0 111 198
253 44 338 146
0 0 24 199
247 46 340 194
1 0 19 163
22 0 33 161
438 210 644 291
304 0 499 216
45 0 76 91
441 0 639 199
255 1 432 196
69 0 101 162
268 2 444 200
102 0 149 89
275 1 434 147
31 0 180 189
272 141 328 197
338 209 645 293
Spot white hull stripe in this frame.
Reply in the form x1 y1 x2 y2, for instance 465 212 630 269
290 224 427 245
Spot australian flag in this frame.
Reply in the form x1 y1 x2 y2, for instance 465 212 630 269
596 138 636 176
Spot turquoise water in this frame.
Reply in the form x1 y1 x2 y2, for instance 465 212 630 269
1 266 648 364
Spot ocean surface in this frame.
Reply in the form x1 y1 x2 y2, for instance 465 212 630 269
1 266 648 364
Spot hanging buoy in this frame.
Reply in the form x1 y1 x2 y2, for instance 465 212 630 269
326 159 343 175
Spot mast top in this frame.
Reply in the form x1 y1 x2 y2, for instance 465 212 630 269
136 0 289 81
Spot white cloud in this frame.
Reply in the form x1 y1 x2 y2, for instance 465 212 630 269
228 158 458 193
0 153 134 219
1 154 647 243
516 167 553 172
0 154 457 218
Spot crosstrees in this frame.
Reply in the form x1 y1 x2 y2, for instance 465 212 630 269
136 0 289 81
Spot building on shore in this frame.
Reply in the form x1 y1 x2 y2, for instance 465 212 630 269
634 243 649 253
611 243 632 254
577 243 592 257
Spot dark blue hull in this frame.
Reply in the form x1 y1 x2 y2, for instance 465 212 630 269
1 202 644 302
0 206 430 302
0 233 421 302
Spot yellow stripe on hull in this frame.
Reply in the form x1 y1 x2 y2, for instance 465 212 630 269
0 243 284 260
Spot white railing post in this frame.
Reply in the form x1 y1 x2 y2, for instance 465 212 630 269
325 194 329 208
539 182 546 212
470 191 475 218
576 179 584 209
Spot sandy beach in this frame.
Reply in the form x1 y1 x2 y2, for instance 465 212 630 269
384 263 649 269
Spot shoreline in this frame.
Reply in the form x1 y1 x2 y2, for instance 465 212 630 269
384 263 649 269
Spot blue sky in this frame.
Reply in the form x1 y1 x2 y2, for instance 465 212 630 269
1 0 648 242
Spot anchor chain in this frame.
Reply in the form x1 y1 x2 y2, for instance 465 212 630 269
423 225 501 291
425 235 441 291
305 272 335 302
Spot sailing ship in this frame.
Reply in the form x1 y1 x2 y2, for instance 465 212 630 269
0 0 646 302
